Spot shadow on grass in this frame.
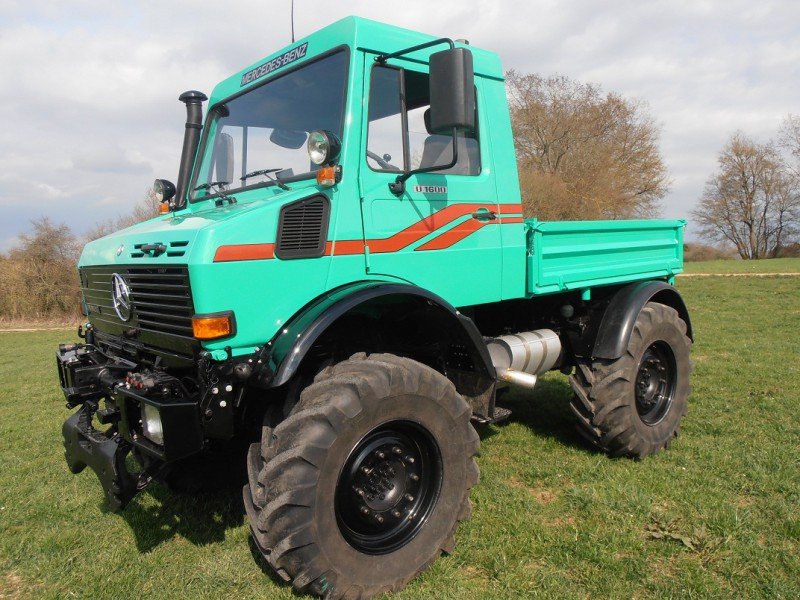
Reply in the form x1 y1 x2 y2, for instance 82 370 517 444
110 378 591 555
110 448 249 553
483 376 594 454
113 482 245 553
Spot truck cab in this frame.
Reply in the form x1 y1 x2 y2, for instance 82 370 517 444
57 17 692 600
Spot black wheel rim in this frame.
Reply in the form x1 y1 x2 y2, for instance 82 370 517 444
634 341 677 426
335 420 442 555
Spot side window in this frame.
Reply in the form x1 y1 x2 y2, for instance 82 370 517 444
366 67 404 172
367 65 480 176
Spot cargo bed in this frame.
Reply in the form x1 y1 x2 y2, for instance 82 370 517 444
525 219 685 296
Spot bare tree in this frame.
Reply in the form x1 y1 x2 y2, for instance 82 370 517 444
693 133 800 259
778 114 800 177
506 71 669 220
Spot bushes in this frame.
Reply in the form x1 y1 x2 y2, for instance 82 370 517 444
0 218 81 321
683 243 735 262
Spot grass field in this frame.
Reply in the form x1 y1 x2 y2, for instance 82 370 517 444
1 261 799 599
683 256 800 274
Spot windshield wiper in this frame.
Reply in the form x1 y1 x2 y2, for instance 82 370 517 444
192 181 236 205
241 168 290 191
193 180 230 192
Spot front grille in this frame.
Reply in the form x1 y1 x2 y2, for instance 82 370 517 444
81 265 195 338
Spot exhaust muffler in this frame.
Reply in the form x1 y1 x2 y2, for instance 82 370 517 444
486 329 561 389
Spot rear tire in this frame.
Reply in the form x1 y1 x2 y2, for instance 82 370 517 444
569 301 692 458
243 353 480 598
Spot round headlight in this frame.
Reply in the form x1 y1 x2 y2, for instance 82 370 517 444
153 178 176 203
307 130 341 166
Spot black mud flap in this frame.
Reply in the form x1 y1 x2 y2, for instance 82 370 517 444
62 403 141 512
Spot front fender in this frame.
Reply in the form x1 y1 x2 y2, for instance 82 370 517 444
266 281 496 388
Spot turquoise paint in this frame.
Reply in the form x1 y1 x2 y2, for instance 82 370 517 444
77 16 686 359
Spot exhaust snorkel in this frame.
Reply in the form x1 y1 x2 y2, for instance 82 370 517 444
174 90 208 209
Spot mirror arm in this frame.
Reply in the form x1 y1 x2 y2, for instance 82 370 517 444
389 127 458 196
376 38 455 63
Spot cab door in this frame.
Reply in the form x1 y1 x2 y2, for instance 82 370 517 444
358 60 502 308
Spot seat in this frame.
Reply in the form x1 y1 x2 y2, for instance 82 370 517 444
418 109 479 175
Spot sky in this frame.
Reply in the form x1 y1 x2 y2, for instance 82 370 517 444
1 0 798 250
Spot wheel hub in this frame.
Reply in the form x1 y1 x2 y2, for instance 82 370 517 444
336 421 441 555
634 341 677 426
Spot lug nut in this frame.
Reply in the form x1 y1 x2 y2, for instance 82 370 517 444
375 515 384 523
405 456 415 464
360 466 370 475
392 447 402 454
360 506 370 515
409 473 419 481
404 493 414 502
375 450 385 459
392 510 402 518
354 487 365 497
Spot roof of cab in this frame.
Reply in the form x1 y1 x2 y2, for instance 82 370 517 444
208 16 504 106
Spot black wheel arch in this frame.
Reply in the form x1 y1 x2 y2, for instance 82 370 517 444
264 281 497 417
592 280 693 361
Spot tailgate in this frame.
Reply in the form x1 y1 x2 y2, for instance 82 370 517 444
526 219 685 295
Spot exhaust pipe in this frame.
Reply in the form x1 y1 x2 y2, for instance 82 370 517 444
486 329 561 389
174 90 208 208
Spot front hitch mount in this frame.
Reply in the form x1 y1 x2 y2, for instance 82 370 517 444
62 402 145 512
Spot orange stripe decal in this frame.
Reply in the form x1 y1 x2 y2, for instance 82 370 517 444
416 218 485 251
212 203 525 261
367 203 490 253
214 243 275 262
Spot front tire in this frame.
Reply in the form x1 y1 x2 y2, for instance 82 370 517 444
569 301 692 458
244 353 480 598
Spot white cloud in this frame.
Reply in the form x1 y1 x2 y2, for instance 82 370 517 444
1 0 798 243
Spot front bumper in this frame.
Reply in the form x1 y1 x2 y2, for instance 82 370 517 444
57 343 204 511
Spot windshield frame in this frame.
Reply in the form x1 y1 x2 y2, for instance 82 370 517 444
188 45 350 204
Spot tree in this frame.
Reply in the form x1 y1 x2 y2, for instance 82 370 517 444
0 217 81 319
506 71 669 220
693 133 800 259
778 114 800 178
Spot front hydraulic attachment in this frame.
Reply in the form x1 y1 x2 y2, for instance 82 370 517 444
62 402 142 512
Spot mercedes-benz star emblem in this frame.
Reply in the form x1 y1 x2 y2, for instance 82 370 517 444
111 273 132 322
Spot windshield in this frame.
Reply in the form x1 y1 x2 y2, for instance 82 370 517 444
190 50 348 201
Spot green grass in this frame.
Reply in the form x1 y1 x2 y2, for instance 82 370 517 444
2 269 799 598
683 257 800 274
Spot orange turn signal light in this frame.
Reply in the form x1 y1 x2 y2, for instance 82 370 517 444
159 202 170 215
316 165 339 187
192 312 234 340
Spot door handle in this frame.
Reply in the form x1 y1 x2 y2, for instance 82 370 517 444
471 210 497 221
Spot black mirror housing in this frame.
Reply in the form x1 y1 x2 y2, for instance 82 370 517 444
428 48 475 134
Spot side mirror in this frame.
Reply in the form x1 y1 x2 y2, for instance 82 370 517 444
428 47 475 134
270 128 307 149
213 133 235 184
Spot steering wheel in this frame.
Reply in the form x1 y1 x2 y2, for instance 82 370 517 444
367 150 401 171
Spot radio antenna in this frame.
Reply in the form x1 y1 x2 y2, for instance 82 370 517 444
291 0 295 43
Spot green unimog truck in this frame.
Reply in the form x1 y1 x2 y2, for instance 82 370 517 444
56 16 692 599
